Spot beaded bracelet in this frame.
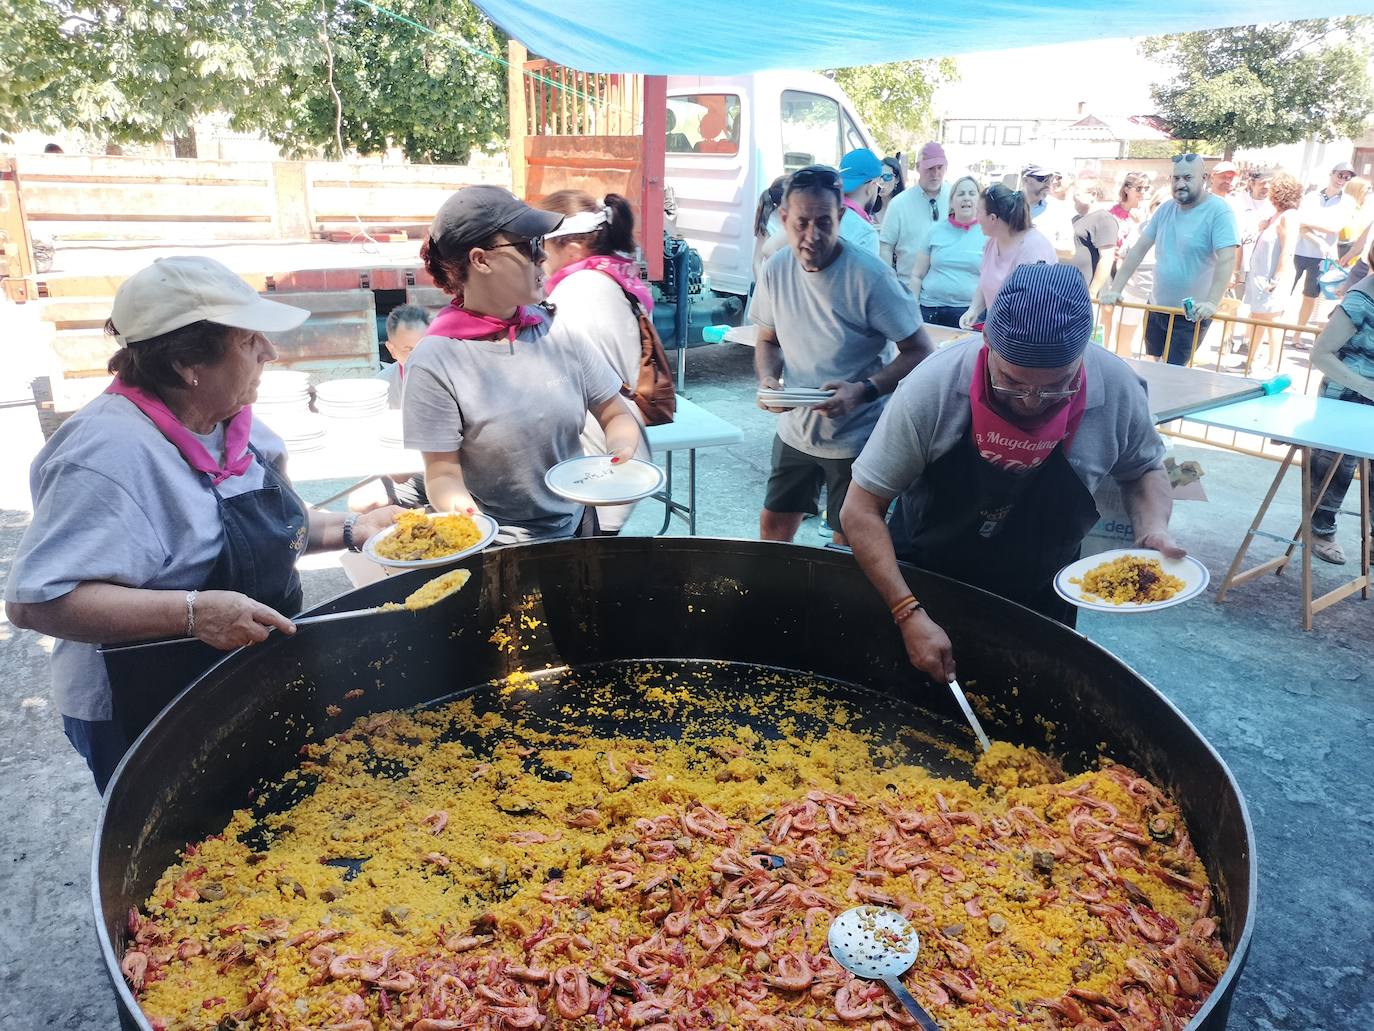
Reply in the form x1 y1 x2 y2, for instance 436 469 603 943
185 590 199 638
893 600 924 625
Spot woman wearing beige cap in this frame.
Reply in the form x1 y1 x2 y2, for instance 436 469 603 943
4 256 402 790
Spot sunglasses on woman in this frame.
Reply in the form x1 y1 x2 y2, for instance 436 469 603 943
487 237 546 262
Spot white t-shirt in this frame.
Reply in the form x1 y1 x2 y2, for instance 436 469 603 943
1295 188 1354 259
839 207 880 256
547 268 652 533
751 242 921 459
880 183 954 281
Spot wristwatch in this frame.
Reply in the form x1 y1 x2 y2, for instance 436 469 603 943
342 514 362 553
860 378 880 403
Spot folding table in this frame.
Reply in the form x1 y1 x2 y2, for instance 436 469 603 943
1187 393 1372 629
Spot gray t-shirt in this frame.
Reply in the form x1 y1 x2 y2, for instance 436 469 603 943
380 360 404 409
750 243 921 459
401 308 623 541
1141 195 1239 307
1071 209 1120 287
852 339 1165 540
5 393 289 721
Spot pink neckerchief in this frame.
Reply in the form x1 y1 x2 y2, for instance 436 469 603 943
948 215 976 230
843 198 875 224
545 254 654 313
968 346 1087 474
106 377 254 485
427 300 543 342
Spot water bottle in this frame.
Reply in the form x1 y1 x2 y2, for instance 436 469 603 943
1182 297 1197 322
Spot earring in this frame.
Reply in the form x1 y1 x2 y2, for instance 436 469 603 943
192 378 199 387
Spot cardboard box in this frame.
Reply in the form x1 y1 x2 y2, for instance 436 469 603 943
1082 457 1206 556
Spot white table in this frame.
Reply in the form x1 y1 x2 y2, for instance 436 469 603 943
1188 393 1373 628
644 395 743 534
285 395 743 536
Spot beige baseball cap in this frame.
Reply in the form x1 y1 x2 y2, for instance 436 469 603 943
110 256 309 345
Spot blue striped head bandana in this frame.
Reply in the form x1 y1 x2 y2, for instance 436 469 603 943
985 262 1093 368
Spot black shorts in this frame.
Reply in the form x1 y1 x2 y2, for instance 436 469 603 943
1293 254 1324 299
764 436 855 528
1144 310 1209 366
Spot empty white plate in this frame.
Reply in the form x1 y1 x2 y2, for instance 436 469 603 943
1054 549 1210 613
544 456 665 506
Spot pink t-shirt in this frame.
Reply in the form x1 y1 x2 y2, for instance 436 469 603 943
978 228 1058 312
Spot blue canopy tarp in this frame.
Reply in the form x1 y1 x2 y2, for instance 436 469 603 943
471 0 1374 74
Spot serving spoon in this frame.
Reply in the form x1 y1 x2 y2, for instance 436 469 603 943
828 905 941 1031
100 568 471 653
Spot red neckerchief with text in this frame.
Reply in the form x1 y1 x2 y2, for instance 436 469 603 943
427 300 542 342
106 377 254 485
842 198 875 224
545 254 654 313
968 346 1087 474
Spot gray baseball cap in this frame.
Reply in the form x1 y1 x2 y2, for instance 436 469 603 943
428 185 564 253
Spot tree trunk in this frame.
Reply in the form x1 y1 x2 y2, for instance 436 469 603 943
172 130 198 159
1224 145 1235 161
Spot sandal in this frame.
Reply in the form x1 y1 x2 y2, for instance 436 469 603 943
1312 536 1346 565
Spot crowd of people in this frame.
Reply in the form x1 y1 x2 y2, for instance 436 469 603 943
7 148 1374 788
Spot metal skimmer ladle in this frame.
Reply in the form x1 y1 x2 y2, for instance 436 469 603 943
828 905 941 1031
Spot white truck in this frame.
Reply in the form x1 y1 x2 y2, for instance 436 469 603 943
664 72 878 299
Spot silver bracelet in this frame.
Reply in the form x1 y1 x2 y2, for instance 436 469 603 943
342 514 361 553
185 590 198 637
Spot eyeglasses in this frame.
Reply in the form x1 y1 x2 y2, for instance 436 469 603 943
1336 171 1355 180
929 197 940 221
487 237 545 262
1172 152 1199 163
988 369 1081 402
1025 173 1053 183
879 171 895 183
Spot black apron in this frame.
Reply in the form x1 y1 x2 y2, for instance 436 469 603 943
889 428 1099 626
102 445 308 740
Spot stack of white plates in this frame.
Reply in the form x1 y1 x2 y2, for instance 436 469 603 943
315 378 389 420
379 411 405 449
757 386 836 410
256 370 311 417
270 414 327 453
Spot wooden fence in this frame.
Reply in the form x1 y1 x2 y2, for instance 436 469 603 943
10 153 509 245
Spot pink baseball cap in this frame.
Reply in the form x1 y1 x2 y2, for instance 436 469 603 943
918 142 947 170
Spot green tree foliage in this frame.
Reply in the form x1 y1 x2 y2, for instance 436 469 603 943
272 0 507 163
1142 19 1374 157
828 59 959 156
0 0 507 162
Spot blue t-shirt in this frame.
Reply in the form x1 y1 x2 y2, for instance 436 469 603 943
1334 287 1374 384
919 222 986 308
1141 195 1239 307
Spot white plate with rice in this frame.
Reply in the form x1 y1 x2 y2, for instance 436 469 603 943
1054 549 1209 613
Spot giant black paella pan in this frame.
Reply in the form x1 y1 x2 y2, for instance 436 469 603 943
95 537 1255 1029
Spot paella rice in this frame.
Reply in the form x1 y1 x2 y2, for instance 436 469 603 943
1070 555 1185 606
373 510 483 561
125 672 1226 1031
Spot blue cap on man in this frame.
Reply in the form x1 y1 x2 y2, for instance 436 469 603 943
839 149 884 192
985 263 1094 369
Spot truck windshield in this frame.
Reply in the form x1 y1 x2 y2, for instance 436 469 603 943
781 90 841 173
667 94 741 155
